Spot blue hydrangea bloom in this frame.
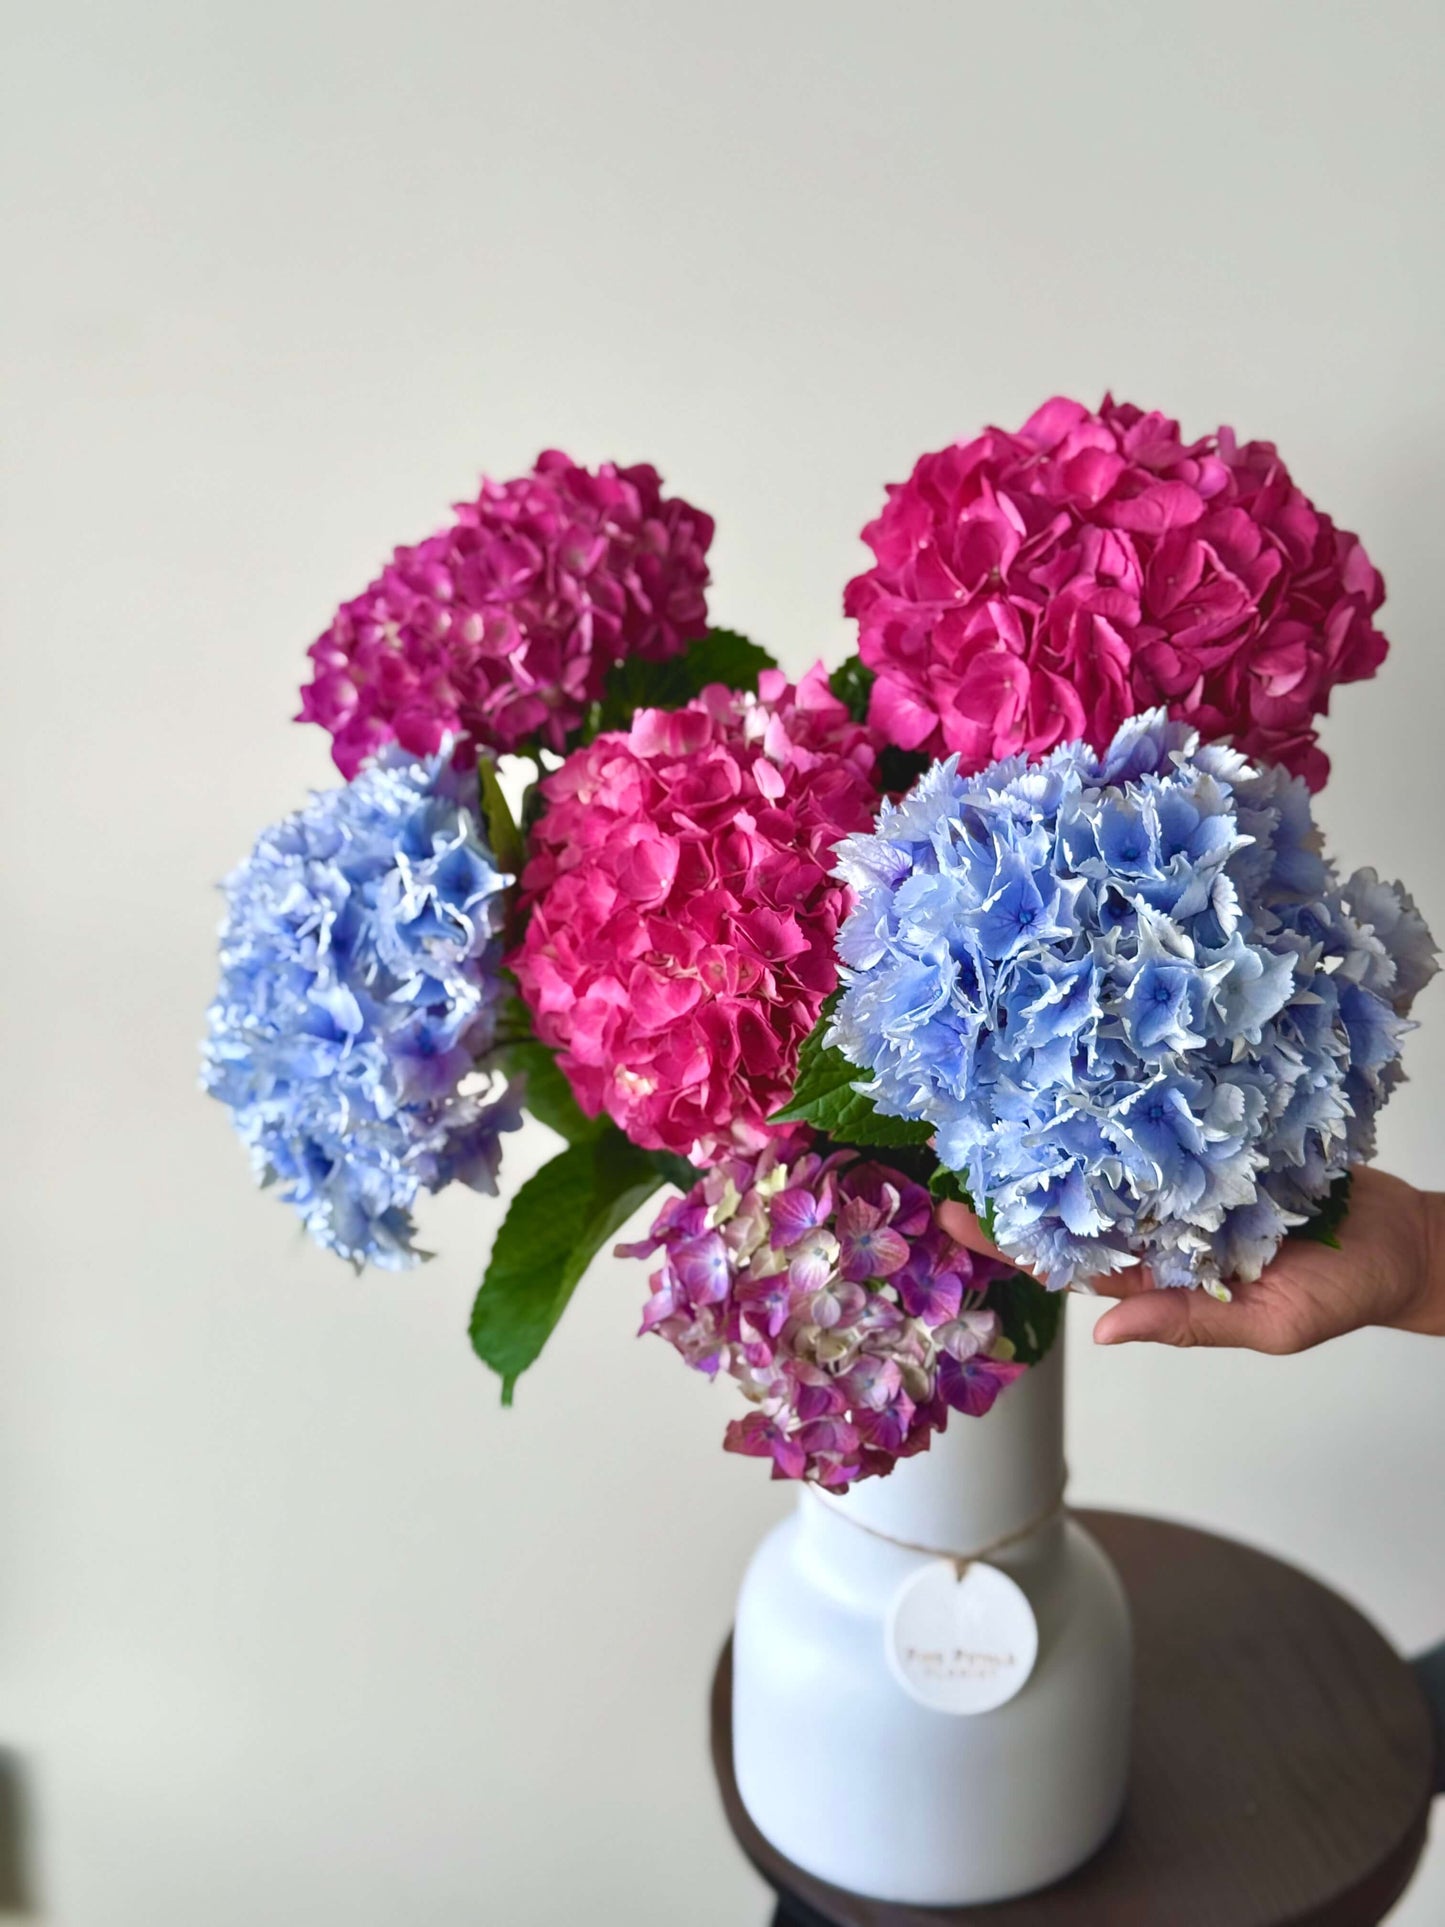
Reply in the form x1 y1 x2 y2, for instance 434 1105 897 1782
830 712 1437 1293
202 748 521 1268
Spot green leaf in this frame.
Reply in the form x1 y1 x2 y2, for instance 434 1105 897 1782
1290 1172 1353 1251
490 997 703 1169
595 627 777 733
878 744 932 796
675 627 778 692
519 775 550 839
500 1039 603 1147
492 989 537 1048
770 995 934 1148
928 1165 971 1206
929 1165 997 1238
470 1128 666 1403
641 1147 704 1193
829 657 875 725
489 992 602 1147
477 754 525 879
858 1139 938 1186
824 658 929 806
987 1271 1065 1367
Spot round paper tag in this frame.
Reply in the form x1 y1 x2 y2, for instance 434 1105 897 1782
886 1560 1039 1715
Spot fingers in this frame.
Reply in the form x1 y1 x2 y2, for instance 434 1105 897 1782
935 1199 1010 1264
1093 1284 1283 1351
929 1207 1261 1342
1092 1263 1153 1299
934 1208 1157 1299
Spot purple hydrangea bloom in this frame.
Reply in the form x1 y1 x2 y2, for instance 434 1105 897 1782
620 1130 1022 1487
298 452 714 775
829 711 1437 1294
202 747 521 1268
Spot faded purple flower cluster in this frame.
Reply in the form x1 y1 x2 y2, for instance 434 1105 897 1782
622 1131 1022 1486
299 452 715 775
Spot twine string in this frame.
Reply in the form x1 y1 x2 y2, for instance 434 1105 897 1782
808 1465 1070 1579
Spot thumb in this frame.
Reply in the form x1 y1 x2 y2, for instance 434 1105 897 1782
1093 1284 1278 1351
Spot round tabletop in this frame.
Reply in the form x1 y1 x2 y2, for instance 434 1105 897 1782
710 1510 1437 1927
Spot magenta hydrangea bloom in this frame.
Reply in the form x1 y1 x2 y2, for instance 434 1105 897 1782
621 1132 1023 1487
846 396 1386 791
298 452 715 776
510 668 880 1164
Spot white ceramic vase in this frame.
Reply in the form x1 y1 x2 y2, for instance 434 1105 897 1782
731 1329 1132 1905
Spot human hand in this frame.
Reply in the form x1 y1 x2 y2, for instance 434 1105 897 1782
936 1165 1445 1353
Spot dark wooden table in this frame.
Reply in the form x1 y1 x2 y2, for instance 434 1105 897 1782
711 1511 1437 1927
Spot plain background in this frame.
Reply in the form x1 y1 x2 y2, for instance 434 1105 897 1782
3 3 1443 1921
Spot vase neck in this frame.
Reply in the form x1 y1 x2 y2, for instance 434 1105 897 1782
808 1325 1067 1559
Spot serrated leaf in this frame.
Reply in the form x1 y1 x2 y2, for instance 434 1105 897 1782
795 1084 935 1148
771 995 933 1148
594 627 777 733
477 754 525 879
1289 1172 1353 1250
986 1270 1064 1367
678 627 777 691
470 1129 664 1403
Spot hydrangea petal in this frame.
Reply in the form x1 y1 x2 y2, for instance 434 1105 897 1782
830 711 1437 1293
623 1131 1022 1486
202 747 520 1268
846 397 1387 790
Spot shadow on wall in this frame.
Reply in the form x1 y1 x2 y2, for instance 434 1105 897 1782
0 1751 37 1916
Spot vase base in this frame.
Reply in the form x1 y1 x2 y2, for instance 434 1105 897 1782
731 1514 1131 1907
714 1510 1438 1926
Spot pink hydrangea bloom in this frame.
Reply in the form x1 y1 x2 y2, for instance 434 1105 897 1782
510 668 880 1163
846 396 1386 791
298 452 715 776
620 1132 1023 1487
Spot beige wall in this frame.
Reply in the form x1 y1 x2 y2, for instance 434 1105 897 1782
3 3 1442 1920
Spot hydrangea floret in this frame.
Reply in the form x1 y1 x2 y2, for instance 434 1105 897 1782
299 452 715 775
622 1130 1022 1485
845 396 1387 791
202 747 520 1267
510 666 881 1164
828 710 1437 1292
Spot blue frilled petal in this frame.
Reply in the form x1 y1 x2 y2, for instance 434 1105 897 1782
201 744 519 1268
830 707 1438 1292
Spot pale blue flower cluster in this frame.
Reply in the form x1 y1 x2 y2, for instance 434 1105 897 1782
830 712 1437 1292
202 748 521 1268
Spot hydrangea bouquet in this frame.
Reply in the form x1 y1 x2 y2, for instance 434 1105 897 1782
205 402 1435 1488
